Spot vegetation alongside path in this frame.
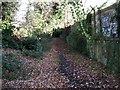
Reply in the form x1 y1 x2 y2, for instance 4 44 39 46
2 38 119 88
1 1 120 89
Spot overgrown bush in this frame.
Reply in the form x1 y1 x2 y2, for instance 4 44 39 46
21 34 51 58
52 28 62 37
2 27 21 49
2 51 29 80
38 33 52 42
21 36 42 59
21 36 40 50
22 50 42 59
67 29 88 55
60 26 71 42
2 36 19 49
38 35 51 52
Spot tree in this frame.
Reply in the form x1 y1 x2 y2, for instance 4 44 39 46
1 2 19 48
23 1 65 36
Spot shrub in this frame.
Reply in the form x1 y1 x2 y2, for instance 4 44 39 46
1 22 22 49
2 28 21 49
22 50 42 59
2 51 29 80
21 36 39 50
38 33 52 43
52 28 62 38
21 34 51 59
66 29 88 55
40 35 51 52
60 26 71 42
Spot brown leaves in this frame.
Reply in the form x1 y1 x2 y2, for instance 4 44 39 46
2 38 120 88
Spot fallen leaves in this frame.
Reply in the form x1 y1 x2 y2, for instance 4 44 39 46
2 38 120 88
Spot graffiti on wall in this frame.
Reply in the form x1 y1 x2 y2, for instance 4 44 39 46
101 9 118 38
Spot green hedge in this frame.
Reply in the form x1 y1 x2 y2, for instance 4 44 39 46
66 29 88 55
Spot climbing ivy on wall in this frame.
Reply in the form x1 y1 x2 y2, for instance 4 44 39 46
86 13 92 36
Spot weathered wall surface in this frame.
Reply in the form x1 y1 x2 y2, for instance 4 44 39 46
89 3 120 74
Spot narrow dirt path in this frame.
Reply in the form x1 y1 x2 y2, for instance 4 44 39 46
3 38 119 88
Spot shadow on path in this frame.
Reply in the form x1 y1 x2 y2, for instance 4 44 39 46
58 54 84 88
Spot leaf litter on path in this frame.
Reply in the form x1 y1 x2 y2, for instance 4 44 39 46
2 38 120 88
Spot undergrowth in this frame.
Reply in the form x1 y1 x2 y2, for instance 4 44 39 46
2 51 30 80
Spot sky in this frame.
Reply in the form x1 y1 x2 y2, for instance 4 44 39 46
14 0 29 24
84 0 116 9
